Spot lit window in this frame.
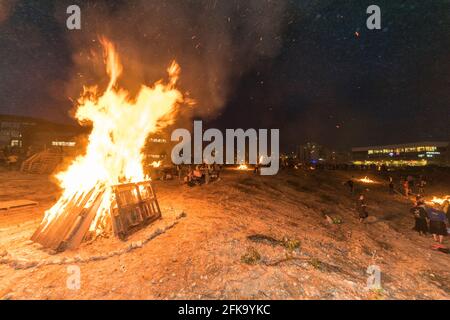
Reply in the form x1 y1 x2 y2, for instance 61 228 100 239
149 138 167 143
11 139 21 147
52 141 76 147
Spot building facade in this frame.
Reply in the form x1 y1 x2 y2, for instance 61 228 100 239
352 141 450 167
0 114 84 152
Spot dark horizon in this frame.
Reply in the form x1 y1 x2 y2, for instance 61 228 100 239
1 0 449 152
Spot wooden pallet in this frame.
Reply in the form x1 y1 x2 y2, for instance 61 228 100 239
31 181 161 251
111 181 162 240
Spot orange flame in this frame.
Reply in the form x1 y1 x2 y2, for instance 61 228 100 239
426 196 450 206
39 38 184 235
358 176 377 184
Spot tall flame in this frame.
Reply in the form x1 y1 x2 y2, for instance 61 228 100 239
40 38 184 234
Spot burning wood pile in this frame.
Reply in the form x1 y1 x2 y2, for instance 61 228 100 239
358 176 378 184
32 38 186 251
425 195 450 206
32 181 161 251
237 164 249 170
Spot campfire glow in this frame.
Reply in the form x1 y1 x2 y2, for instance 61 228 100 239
358 176 377 184
426 196 450 206
38 38 184 236
237 164 249 170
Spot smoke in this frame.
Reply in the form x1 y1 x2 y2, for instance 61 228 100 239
0 0 17 24
56 0 288 125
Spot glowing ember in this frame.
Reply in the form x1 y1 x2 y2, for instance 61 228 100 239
237 164 249 170
358 176 377 184
38 38 185 236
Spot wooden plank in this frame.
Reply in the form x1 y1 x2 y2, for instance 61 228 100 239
63 190 105 250
32 189 96 250
0 200 38 211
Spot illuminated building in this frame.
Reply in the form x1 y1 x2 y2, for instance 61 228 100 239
352 141 449 167
0 114 84 151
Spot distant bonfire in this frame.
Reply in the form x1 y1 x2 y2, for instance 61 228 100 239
358 176 378 184
425 195 450 205
237 164 249 170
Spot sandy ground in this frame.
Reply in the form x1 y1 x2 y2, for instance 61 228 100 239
0 167 449 300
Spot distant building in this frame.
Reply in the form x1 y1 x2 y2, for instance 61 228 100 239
0 114 85 152
142 135 171 168
298 142 326 164
352 141 450 167
297 142 350 165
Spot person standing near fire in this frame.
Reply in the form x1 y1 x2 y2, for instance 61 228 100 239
344 177 354 194
418 176 426 195
403 179 410 197
426 205 448 245
388 176 394 194
410 198 428 236
442 200 450 228
357 194 369 223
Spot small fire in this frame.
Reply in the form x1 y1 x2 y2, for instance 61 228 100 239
150 161 162 168
358 176 377 184
426 196 450 206
237 164 249 170
38 37 185 235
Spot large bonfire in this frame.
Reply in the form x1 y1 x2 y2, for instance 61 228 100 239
36 38 185 240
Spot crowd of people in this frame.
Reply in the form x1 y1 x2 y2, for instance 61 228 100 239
180 164 222 187
344 174 449 247
411 196 449 246
399 175 449 246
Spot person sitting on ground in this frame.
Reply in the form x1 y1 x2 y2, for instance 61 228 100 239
357 194 369 223
410 198 428 236
426 205 448 245
193 165 203 178
185 165 204 186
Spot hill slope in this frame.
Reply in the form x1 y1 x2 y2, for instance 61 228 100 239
0 168 449 299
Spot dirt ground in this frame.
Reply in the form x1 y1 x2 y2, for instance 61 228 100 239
0 167 449 300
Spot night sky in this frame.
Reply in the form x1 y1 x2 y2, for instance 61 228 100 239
0 0 449 151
